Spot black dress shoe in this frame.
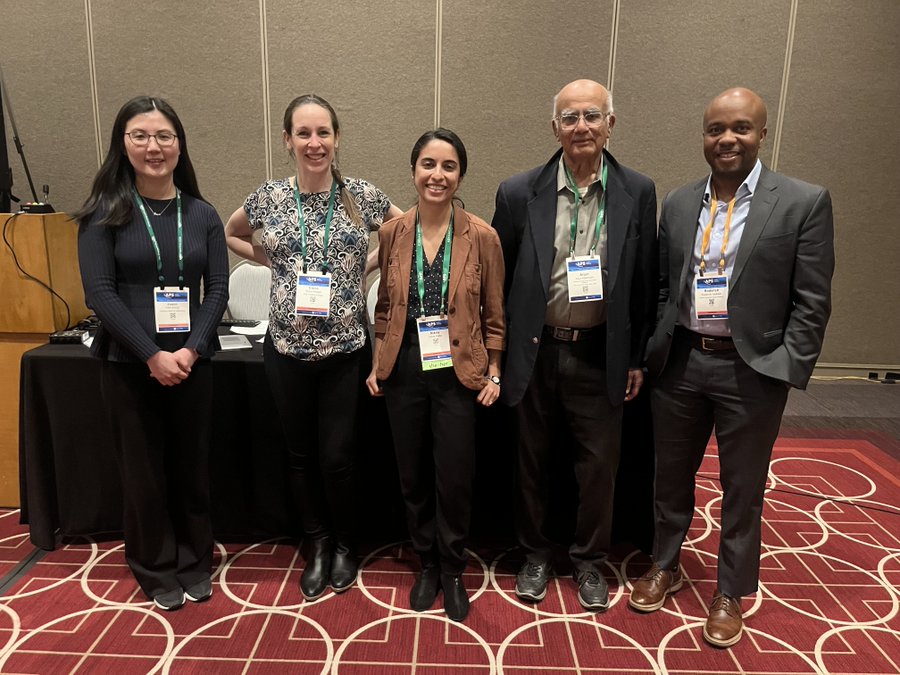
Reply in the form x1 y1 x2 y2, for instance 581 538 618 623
330 543 358 592
300 537 332 600
441 573 469 622
410 565 441 611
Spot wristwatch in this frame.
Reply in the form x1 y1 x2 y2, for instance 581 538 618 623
488 375 501 386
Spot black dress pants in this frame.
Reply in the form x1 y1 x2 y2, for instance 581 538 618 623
264 337 360 545
515 330 622 571
100 359 214 599
383 333 476 575
651 330 790 597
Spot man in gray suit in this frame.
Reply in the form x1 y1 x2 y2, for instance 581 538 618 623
629 88 834 647
493 79 657 610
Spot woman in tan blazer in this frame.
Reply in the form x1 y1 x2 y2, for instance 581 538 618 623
366 129 505 622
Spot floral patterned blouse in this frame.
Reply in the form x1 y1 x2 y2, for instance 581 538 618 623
244 177 391 360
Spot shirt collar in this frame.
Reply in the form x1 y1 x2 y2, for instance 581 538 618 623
557 155 605 196
703 158 762 203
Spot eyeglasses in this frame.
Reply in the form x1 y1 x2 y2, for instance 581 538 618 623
554 110 611 130
125 130 178 147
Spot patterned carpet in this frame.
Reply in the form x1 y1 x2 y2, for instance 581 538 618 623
0 432 898 674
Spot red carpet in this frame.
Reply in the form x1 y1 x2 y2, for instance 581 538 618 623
0 434 898 674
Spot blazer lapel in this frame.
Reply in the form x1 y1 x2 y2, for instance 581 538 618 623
732 166 779 288
603 159 633 294
448 205 471 305
675 179 707 298
393 210 416 312
526 152 562 300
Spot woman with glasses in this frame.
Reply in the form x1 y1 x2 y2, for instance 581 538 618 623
76 96 228 611
366 129 505 622
225 95 402 601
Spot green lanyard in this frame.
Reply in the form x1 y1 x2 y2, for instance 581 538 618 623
133 188 183 286
415 209 454 317
293 177 337 273
563 160 608 258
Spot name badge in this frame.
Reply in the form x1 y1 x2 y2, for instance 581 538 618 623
566 255 604 303
295 272 332 317
154 287 191 333
416 316 453 370
694 274 729 320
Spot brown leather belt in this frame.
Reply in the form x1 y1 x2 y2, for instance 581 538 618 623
678 328 736 352
543 325 602 342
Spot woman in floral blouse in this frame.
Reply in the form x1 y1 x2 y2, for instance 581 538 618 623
225 94 402 601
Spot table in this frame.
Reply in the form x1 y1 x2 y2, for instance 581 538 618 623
19 338 653 553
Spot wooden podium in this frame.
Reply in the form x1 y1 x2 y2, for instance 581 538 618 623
0 212 90 507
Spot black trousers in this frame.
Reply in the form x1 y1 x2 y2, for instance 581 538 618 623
515 330 622 571
100 359 214 599
651 331 790 597
264 337 360 545
382 333 477 575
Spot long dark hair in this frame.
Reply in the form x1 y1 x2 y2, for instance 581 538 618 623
74 96 203 227
282 94 361 226
410 128 468 207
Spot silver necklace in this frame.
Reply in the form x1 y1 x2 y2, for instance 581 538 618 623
142 196 175 217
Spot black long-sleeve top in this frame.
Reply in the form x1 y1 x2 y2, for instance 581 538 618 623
78 194 229 363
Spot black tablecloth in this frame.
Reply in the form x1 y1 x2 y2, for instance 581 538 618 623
19 336 653 553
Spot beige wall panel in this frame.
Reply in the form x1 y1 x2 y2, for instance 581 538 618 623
263 0 435 212
1 0 897 367
612 0 790 200
0 1 96 215
89 0 266 221
440 0 614 220
777 0 900 365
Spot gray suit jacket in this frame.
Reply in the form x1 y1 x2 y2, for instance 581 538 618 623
492 148 658 406
645 164 834 389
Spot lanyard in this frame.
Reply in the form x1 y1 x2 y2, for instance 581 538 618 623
699 189 736 276
133 188 183 286
415 209 454 318
563 160 608 257
293 177 337 273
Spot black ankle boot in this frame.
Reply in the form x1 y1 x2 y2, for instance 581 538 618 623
300 537 332 600
410 563 441 611
441 573 469 622
330 543 358 592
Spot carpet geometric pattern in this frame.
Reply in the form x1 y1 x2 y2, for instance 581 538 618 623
0 434 898 674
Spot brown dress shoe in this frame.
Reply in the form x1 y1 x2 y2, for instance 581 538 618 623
703 591 743 647
628 563 683 612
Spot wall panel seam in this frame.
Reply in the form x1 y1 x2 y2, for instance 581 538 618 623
606 0 621 152
259 0 273 180
772 0 799 171
84 0 102 168
434 0 442 128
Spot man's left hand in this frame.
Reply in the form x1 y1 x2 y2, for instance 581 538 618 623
625 368 643 401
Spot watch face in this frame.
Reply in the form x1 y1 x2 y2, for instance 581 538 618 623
490 376 501 385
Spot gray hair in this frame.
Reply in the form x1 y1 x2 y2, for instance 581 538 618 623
552 91 615 118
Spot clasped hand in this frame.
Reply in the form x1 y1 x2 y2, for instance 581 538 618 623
147 348 198 386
